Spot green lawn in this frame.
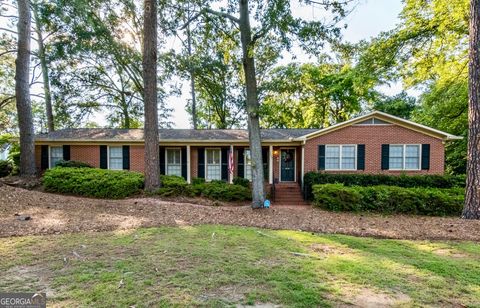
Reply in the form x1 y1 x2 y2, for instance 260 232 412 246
1 225 479 307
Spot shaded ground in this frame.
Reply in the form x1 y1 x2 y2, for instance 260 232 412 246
1 184 480 241
0 225 479 307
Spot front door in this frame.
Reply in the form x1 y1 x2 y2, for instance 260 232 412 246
280 149 295 182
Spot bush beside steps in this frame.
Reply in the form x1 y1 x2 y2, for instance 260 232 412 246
312 183 464 216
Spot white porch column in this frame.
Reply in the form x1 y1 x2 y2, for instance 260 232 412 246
301 145 305 189
186 145 191 184
269 145 273 184
230 145 234 183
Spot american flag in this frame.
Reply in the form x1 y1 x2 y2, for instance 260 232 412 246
228 150 234 175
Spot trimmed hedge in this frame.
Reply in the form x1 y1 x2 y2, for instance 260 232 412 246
0 160 13 177
43 167 144 199
55 160 93 168
154 175 251 202
155 175 195 197
194 182 251 201
312 184 464 216
233 176 250 188
304 172 465 200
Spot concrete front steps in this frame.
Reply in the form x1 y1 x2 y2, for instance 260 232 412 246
272 183 309 206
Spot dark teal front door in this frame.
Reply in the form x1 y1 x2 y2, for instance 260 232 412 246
280 149 295 182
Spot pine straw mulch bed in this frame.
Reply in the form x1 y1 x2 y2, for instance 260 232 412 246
1 183 479 241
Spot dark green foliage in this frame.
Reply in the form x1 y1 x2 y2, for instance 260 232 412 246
312 184 464 216
154 176 251 202
0 160 13 177
155 175 195 197
194 182 251 202
191 177 205 185
43 168 144 199
303 172 465 200
233 176 250 188
55 160 93 168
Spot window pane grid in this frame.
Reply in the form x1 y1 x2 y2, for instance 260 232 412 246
166 149 182 176
389 145 420 170
325 145 356 170
109 147 123 170
50 147 63 168
206 149 221 181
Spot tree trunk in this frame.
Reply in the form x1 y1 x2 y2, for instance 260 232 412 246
32 3 54 132
142 0 160 190
186 22 198 129
464 0 480 219
15 0 36 176
239 0 265 208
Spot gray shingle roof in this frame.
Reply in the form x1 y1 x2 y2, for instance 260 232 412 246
35 128 319 142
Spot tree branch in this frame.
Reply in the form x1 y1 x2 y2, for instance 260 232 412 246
180 7 239 30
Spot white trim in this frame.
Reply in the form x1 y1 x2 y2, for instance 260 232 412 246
278 148 296 182
205 148 222 182
186 145 191 184
301 146 305 189
269 145 273 184
297 111 463 141
165 147 182 177
229 145 234 184
388 144 422 171
324 144 357 171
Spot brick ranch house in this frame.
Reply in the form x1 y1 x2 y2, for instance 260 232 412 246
35 111 461 202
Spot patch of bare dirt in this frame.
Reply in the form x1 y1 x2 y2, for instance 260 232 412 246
1 184 480 241
347 289 411 307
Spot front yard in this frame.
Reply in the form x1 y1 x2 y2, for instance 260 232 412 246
1 225 479 307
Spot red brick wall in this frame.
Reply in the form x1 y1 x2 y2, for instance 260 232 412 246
130 145 144 172
191 147 198 178
303 124 444 176
71 145 100 168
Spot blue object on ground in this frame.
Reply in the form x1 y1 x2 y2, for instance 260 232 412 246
264 200 270 208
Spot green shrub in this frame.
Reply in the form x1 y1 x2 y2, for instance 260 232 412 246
191 177 205 185
303 172 465 200
195 181 251 201
0 160 13 177
233 176 250 188
312 184 464 216
155 175 194 197
43 167 144 199
55 160 93 168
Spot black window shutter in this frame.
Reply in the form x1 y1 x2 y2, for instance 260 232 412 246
122 145 130 170
318 145 325 170
197 147 205 179
41 145 49 170
421 144 430 170
100 145 108 169
381 144 389 170
181 147 187 180
237 148 244 178
262 147 269 179
62 145 71 161
159 146 165 175
221 148 228 181
357 144 365 170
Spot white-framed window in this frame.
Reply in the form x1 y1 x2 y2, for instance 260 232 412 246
389 144 420 170
109 146 123 170
49 146 63 168
244 149 252 181
325 145 356 170
205 148 221 181
166 148 182 176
